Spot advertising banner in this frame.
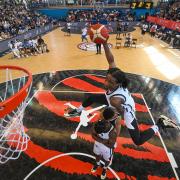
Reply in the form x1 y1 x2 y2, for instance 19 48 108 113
147 16 180 32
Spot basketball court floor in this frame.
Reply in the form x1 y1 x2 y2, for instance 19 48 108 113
0 27 180 180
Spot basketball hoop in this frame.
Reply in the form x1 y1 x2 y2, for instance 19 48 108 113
0 66 32 164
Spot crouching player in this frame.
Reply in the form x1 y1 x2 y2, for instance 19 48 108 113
91 107 118 179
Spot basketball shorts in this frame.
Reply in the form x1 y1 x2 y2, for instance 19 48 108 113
124 109 136 130
82 35 87 39
93 142 113 162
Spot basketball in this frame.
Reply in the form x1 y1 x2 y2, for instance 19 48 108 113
88 24 109 44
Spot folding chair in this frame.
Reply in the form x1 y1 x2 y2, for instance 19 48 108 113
124 37 131 47
115 37 122 49
131 38 137 48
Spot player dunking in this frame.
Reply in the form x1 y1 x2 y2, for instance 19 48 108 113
66 40 179 145
91 107 117 180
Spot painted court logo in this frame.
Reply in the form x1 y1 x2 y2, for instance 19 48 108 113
77 42 113 51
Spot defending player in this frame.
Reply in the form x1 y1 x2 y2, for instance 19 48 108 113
91 108 117 179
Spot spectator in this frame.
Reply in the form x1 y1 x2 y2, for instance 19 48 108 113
81 26 88 42
150 24 157 37
0 3 52 41
66 21 72 36
141 23 148 35
8 41 21 59
96 43 101 54
37 36 49 53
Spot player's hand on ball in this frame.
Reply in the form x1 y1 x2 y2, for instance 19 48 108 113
89 24 109 44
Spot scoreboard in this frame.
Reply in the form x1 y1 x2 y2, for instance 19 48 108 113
130 2 153 9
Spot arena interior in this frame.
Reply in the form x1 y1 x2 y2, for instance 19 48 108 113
0 0 180 179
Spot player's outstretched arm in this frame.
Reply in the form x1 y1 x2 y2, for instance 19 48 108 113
103 42 116 69
115 116 121 137
107 130 117 148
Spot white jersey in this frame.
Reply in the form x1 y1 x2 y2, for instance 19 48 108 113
105 86 135 112
82 28 87 36
15 41 23 49
8 42 13 50
95 125 114 142
31 39 38 47
28 40 33 47
105 86 136 129
67 22 71 29
142 24 148 31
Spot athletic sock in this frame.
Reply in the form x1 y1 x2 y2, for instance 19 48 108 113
151 125 159 133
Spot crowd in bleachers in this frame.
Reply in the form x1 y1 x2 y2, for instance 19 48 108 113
67 9 135 22
0 3 52 41
31 0 128 8
74 0 128 6
8 36 49 59
141 22 180 49
154 1 180 22
144 1 180 49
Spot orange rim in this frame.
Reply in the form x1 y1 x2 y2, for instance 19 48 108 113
0 66 32 118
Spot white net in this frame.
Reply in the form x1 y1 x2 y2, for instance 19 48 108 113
0 67 32 164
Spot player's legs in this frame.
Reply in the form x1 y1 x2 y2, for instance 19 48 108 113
96 43 99 54
68 29 71 36
101 160 110 180
82 35 88 42
124 111 157 145
91 154 101 173
91 144 102 173
124 111 179 145
12 49 20 58
82 93 108 107
66 93 108 117
85 36 88 42
101 147 113 180
127 119 156 145
96 44 101 54
157 115 180 130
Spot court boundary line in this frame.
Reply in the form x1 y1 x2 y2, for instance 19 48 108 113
23 152 120 180
34 89 179 179
25 86 179 179
141 94 179 180
24 89 120 180
51 73 106 91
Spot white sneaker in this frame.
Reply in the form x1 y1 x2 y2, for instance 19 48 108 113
101 169 107 179
91 164 99 173
64 108 81 117
158 115 180 130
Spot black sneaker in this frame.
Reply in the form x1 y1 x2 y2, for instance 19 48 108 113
91 164 99 173
65 109 81 117
157 115 180 130
101 168 107 179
